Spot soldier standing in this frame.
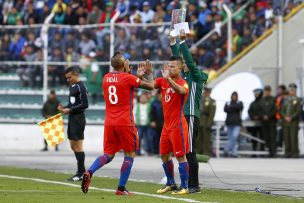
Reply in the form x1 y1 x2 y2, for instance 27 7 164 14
248 88 264 153
198 87 216 156
281 84 302 158
259 86 277 157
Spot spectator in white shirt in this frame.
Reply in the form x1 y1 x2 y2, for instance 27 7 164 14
140 1 155 23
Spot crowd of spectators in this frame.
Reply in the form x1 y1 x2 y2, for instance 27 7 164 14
0 0 303 87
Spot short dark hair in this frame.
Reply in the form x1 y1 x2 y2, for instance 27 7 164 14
204 87 212 92
111 52 125 69
279 84 286 90
50 90 56 94
65 67 79 75
264 85 271 91
289 83 297 89
113 51 122 57
169 55 183 65
231 91 238 97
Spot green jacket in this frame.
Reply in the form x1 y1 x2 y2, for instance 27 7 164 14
281 96 302 125
41 98 60 118
248 98 262 120
199 96 216 127
135 102 151 126
171 42 208 118
86 61 103 94
259 96 277 122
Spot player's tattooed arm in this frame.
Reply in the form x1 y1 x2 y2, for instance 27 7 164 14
167 77 187 95
139 80 154 90
123 59 132 73
137 60 153 80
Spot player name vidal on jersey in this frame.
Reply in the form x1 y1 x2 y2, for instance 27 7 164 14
107 77 118 83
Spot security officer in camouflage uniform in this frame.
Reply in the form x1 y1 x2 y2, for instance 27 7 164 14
281 84 302 158
259 86 277 157
198 87 216 155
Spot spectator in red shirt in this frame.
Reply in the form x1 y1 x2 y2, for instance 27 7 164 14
96 2 117 48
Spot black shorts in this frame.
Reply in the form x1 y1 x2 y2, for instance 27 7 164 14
67 113 86 140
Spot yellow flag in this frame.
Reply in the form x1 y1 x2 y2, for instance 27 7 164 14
38 113 65 147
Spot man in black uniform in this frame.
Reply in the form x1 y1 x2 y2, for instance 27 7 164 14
248 88 264 153
58 67 89 181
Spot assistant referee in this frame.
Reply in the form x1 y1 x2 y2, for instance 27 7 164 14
58 67 89 181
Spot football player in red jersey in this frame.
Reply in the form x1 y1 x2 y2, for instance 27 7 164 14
81 52 154 195
154 56 190 195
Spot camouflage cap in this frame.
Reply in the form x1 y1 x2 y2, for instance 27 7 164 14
289 83 297 89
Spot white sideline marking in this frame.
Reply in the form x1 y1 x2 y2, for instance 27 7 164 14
0 174 218 203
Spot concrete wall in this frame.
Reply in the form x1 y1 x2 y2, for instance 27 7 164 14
0 124 104 152
211 9 304 90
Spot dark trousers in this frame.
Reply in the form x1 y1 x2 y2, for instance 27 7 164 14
197 126 212 155
150 127 162 154
261 121 277 157
248 127 264 151
185 116 199 188
137 126 149 155
277 122 284 147
283 122 299 158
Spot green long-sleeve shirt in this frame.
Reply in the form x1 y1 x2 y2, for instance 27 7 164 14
171 42 208 118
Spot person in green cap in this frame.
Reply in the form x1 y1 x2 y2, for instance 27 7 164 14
169 29 208 193
281 83 302 158
85 52 103 104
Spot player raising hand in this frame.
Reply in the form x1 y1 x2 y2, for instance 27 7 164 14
81 52 153 195
154 56 190 195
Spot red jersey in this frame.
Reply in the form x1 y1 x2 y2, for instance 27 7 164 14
103 72 141 126
155 77 189 128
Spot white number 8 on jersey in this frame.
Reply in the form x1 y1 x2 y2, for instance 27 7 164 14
108 86 118 104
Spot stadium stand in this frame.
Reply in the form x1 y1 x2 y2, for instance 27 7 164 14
0 0 303 124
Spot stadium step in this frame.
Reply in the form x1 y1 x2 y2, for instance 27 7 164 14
0 74 87 89
0 73 105 122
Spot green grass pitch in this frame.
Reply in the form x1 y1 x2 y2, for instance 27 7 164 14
0 166 303 203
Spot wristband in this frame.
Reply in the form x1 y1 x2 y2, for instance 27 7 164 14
179 40 185 44
170 41 176 46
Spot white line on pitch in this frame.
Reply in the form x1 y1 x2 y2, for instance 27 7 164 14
0 190 56 193
0 174 218 203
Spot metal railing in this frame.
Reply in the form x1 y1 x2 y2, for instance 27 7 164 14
213 120 289 158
